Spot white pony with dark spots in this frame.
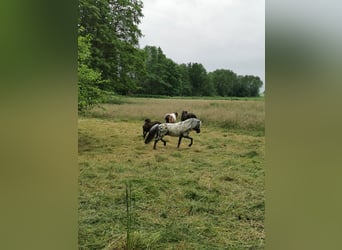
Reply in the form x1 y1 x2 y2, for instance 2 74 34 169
144 118 202 150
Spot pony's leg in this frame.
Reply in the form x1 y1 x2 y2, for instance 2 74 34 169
177 136 183 148
160 137 167 146
153 139 159 149
182 135 193 147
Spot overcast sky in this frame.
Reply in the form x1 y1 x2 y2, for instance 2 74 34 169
139 0 265 91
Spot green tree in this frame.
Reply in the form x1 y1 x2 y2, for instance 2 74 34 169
140 46 183 96
209 69 237 96
232 75 263 97
140 46 165 95
187 63 214 96
78 32 105 112
163 58 182 96
178 63 192 96
246 75 263 97
79 0 144 94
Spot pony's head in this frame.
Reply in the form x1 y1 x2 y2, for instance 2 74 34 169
144 118 151 123
191 118 201 133
165 113 177 123
181 110 197 121
165 115 171 123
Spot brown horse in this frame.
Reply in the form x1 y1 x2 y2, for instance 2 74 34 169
181 110 197 121
142 119 161 138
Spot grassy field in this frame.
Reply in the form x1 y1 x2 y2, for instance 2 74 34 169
79 97 265 249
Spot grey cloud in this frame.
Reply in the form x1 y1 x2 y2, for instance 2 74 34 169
139 0 265 89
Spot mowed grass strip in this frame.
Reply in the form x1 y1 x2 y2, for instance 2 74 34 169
79 98 264 249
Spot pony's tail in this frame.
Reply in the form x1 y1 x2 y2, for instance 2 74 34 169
145 124 159 144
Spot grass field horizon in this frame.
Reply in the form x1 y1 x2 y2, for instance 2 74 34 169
79 97 265 249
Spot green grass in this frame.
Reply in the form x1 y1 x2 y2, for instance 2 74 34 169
79 97 265 249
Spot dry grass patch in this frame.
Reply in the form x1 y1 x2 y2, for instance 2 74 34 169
88 97 264 132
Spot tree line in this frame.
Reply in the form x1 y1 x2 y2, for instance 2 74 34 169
78 0 263 111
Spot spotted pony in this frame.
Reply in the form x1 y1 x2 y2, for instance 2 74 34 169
144 118 201 150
